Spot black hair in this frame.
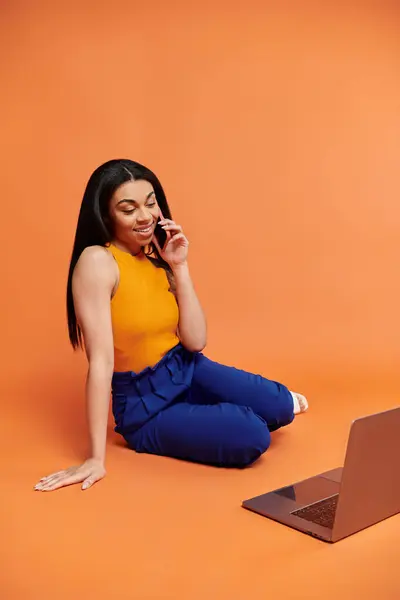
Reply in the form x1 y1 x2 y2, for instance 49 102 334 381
67 158 173 349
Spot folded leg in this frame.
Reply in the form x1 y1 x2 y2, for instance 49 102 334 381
189 354 295 431
125 401 270 468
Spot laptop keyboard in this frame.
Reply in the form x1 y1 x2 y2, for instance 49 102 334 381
292 494 339 529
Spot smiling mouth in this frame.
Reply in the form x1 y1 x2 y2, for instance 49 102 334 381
134 225 153 234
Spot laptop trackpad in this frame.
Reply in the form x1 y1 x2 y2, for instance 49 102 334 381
275 476 340 507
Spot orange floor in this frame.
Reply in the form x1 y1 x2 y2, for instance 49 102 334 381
2 371 399 600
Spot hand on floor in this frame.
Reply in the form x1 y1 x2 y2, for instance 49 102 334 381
34 458 106 492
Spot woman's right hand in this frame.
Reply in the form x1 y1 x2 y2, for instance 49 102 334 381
34 458 106 492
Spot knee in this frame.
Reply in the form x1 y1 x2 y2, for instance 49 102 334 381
223 414 271 468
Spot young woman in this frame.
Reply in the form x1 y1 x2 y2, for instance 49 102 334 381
35 159 308 492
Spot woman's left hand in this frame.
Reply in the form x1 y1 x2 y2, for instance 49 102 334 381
154 219 189 268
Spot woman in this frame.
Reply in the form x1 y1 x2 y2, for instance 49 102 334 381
35 159 308 492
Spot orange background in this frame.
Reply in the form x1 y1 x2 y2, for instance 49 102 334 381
1 1 399 599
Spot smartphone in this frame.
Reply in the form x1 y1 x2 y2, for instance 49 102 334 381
154 218 168 248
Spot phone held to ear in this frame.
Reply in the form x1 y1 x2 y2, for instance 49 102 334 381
154 219 168 248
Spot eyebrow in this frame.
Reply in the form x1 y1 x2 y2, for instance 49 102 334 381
117 191 155 206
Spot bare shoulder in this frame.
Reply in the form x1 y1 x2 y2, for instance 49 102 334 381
73 245 117 289
77 245 114 267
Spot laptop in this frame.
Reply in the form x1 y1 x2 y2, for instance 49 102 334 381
242 406 400 542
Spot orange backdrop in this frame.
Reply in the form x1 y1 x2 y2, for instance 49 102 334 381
1 1 399 599
2 0 400 394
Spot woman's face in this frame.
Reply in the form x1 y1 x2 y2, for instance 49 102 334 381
108 179 160 252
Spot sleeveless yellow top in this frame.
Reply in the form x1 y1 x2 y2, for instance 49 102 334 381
107 244 180 373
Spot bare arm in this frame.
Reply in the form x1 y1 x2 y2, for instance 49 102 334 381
35 246 117 492
173 262 207 353
73 247 117 463
157 217 207 353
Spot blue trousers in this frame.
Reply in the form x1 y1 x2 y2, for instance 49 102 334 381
112 344 294 468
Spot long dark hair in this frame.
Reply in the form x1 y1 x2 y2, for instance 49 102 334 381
67 159 173 349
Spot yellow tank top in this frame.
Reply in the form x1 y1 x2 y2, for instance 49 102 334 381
107 244 180 373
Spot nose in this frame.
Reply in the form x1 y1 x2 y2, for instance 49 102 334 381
136 208 153 224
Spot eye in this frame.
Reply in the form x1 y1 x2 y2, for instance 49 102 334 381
147 202 156 208
122 209 135 215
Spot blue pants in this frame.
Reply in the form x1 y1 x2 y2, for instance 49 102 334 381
112 344 294 468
